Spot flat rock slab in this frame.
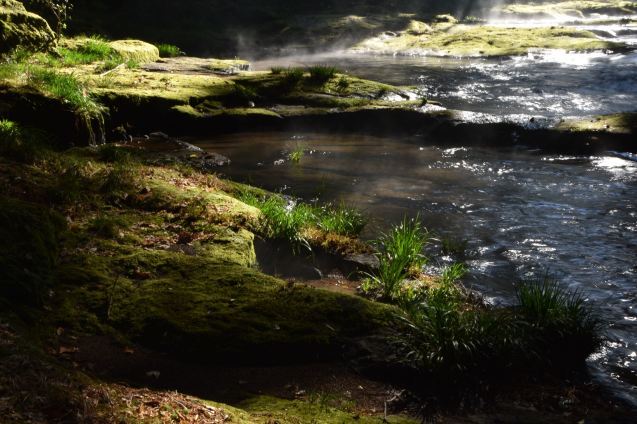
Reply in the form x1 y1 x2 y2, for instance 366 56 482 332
143 57 251 75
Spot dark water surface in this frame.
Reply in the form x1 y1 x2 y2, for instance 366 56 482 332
193 132 637 404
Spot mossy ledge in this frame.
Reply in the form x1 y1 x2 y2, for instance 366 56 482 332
1 40 635 153
352 23 625 57
0 136 415 421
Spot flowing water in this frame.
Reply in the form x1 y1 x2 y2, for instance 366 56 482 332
252 48 637 120
197 23 637 403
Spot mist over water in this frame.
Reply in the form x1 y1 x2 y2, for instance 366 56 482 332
253 48 637 119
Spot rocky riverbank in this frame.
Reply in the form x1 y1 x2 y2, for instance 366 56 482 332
2 3 637 421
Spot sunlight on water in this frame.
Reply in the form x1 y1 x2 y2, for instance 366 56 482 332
195 131 637 403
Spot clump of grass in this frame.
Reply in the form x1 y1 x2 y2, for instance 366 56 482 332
440 263 467 286
96 58 121 73
307 65 340 85
317 203 366 237
8 47 33 64
363 216 430 301
58 37 120 65
224 83 258 107
270 66 285 75
239 192 311 251
28 68 103 115
378 216 430 271
239 191 366 251
0 63 22 80
516 276 601 359
50 157 96 204
398 300 509 377
336 76 350 92
288 144 305 163
395 273 602 381
28 67 107 143
280 67 305 90
156 44 184 58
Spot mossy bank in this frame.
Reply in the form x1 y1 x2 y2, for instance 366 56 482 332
2 36 635 153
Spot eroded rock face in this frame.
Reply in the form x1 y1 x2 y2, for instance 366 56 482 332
0 0 55 55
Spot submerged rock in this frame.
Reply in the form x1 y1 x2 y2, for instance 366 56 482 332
0 0 55 54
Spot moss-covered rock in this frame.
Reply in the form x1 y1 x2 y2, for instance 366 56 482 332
353 23 622 57
108 39 159 63
0 0 55 55
499 1 637 20
556 112 637 134
57 248 395 363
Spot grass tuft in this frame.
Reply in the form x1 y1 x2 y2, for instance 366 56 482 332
317 203 366 237
156 44 184 58
58 37 121 66
240 193 311 251
288 143 305 163
516 275 601 357
307 65 339 85
239 191 366 252
363 216 429 301
280 67 305 90
28 67 107 143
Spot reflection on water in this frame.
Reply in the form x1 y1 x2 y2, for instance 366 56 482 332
194 132 637 404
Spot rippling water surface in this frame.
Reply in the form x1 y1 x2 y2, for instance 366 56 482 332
194 133 637 403
253 49 637 118
238 31 637 402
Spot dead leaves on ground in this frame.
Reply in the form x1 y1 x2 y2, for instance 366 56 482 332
84 384 231 423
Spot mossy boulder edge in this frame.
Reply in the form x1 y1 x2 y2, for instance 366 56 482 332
0 0 55 55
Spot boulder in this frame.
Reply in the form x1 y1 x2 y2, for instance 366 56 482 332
0 0 55 55
108 39 160 63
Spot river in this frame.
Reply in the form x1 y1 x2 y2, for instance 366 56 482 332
194 23 637 404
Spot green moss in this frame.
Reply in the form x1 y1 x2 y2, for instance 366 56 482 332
108 39 159 63
238 396 418 424
0 196 64 305
354 24 621 57
57 248 394 361
500 1 637 20
0 0 55 55
556 112 637 134
56 36 122 65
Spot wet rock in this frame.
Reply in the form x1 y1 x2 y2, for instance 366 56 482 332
131 132 231 171
344 253 379 270
0 0 55 55
147 132 203 152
